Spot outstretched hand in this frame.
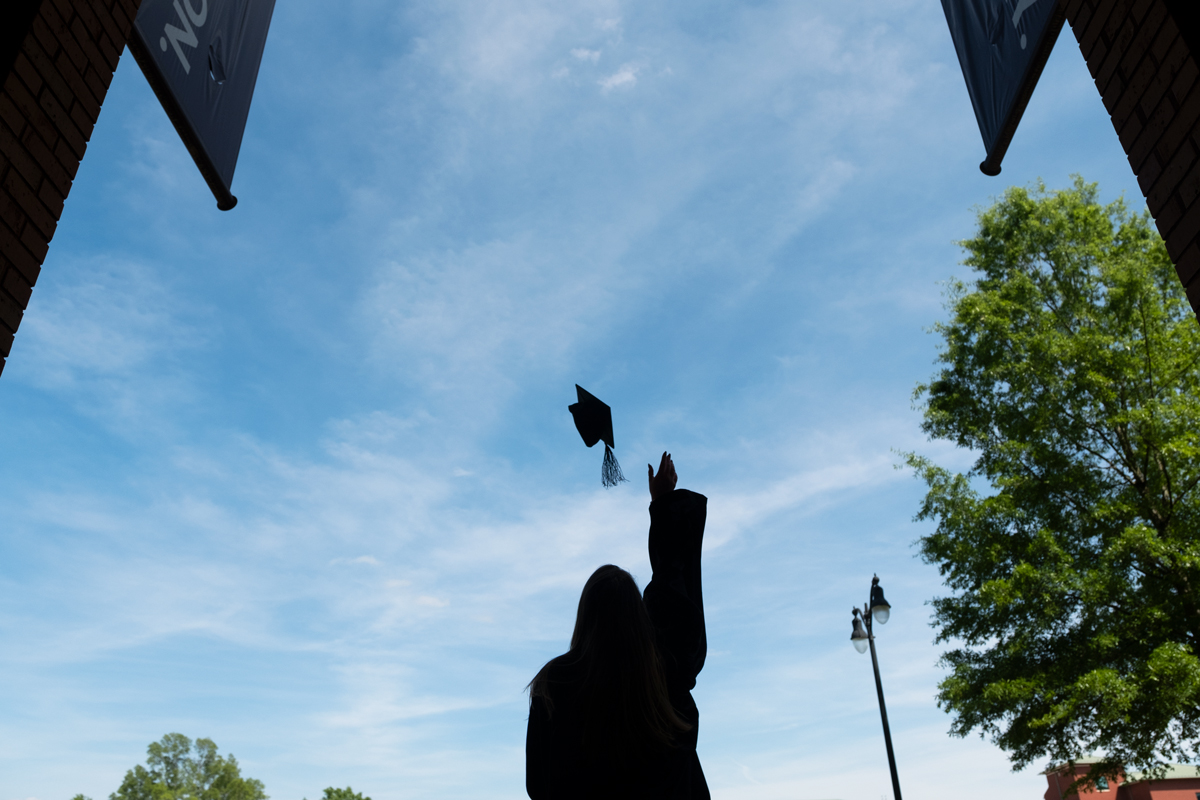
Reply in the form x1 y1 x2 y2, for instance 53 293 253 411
648 452 677 502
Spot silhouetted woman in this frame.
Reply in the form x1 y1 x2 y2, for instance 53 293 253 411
526 452 710 799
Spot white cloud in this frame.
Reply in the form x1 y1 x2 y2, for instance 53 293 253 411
360 233 629 421
331 555 382 566
598 63 638 91
570 47 600 62
11 255 205 432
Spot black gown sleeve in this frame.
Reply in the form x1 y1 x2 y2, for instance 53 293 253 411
642 488 708 695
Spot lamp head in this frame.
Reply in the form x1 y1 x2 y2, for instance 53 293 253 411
870 574 891 625
850 607 869 653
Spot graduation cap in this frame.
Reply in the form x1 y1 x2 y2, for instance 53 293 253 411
568 384 628 488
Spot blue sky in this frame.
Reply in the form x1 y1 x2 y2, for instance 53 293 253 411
0 1 1149 799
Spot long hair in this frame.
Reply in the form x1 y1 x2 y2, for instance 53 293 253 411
529 565 692 756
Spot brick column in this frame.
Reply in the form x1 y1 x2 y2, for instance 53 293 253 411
1065 0 1200 317
0 0 142 378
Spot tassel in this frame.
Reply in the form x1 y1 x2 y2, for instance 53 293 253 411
602 444 627 488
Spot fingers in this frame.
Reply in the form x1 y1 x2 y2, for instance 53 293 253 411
658 452 676 489
650 452 678 497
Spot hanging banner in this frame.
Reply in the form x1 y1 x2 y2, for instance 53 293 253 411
940 0 1066 175
127 0 277 209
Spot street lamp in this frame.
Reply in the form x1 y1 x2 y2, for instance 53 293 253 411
851 574 902 800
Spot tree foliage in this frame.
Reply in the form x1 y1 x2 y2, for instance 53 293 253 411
908 178 1200 782
312 788 371 800
109 733 267 800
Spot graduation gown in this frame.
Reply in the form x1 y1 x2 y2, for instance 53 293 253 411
526 488 710 799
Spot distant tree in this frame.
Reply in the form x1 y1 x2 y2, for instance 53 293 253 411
315 788 370 800
109 733 267 800
908 178 1200 785
71 795 92 800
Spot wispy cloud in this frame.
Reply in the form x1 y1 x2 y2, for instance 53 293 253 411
331 555 382 566
11 255 205 432
598 63 637 91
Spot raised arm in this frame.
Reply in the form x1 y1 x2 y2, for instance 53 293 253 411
642 453 707 692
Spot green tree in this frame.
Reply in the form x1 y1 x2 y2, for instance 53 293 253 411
110 733 267 800
907 178 1200 784
314 788 370 800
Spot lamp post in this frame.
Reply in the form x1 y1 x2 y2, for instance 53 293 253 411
851 574 903 800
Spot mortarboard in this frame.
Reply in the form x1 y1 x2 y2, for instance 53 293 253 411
568 384 628 488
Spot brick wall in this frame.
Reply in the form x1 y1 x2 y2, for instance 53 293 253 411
0 0 141 378
1066 0 1200 317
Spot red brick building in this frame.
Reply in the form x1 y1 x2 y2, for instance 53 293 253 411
1063 0 1200 318
1045 759 1200 800
0 0 142 377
